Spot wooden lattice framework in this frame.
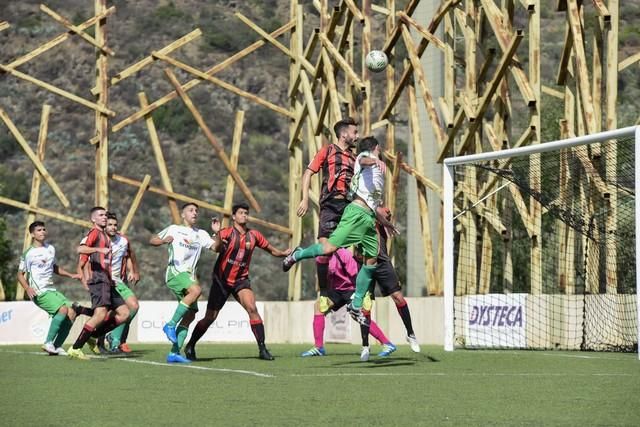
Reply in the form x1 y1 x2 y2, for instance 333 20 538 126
1 1 639 301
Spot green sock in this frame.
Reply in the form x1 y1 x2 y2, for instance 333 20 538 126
53 317 72 348
168 302 190 327
352 264 377 309
110 308 138 347
296 243 324 260
172 325 189 353
46 312 67 343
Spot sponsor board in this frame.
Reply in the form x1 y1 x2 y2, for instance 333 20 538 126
465 294 526 348
136 301 264 343
0 302 51 344
325 305 352 343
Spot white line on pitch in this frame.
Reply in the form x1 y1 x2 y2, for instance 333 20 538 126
0 349 273 378
289 372 635 378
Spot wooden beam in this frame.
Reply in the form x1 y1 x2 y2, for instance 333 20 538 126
382 0 424 55
154 52 293 119
619 52 640 72
222 111 245 228
163 68 262 213
111 20 295 133
112 175 291 235
5 7 115 69
0 64 114 117
344 0 365 22
398 11 446 51
120 174 151 235
138 92 181 224
542 85 564 99
94 0 109 208
39 5 114 56
379 0 458 120
401 25 446 148
319 33 366 89
384 151 442 197
0 21 10 32
0 196 91 228
92 29 202 94
0 107 70 208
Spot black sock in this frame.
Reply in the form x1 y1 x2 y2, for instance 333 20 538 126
73 325 95 349
121 323 130 344
396 302 415 336
187 320 210 348
316 262 329 297
250 320 265 347
72 302 94 317
360 321 370 347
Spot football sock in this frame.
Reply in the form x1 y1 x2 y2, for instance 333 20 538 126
316 258 329 297
109 308 138 347
72 302 94 317
91 312 119 337
121 323 130 344
53 317 73 348
296 243 324 260
46 312 67 343
172 325 189 353
250 319 265 346
360 322 370 347
395 301 415 336
368 320 390 345
187 319 210 347
313 314 325 348
168 302 190 327
73 324 95 349
352 264 377 309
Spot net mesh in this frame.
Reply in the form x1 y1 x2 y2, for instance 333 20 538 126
452 135 637 351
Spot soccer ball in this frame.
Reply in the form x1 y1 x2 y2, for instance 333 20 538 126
365 50 388 73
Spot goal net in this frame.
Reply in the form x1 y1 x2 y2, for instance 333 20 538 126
443 127 639 355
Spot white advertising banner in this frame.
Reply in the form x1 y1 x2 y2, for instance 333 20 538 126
136 300 264 343
465 294 527 348
325 305 352 343
0 301 52 344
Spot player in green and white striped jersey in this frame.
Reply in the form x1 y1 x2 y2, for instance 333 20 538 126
150 202 221 363
17 221 82 355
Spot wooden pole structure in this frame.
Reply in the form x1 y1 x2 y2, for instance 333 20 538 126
222 111 245 228
94 0 109 207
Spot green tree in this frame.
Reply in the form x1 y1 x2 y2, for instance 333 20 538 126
0 218 16 300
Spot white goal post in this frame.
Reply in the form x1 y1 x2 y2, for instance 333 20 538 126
443 126 640 359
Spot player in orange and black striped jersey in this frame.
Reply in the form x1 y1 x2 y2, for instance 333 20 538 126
296 117 358 297
185 202 291 361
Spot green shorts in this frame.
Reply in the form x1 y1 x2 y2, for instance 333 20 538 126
167 272 199 311
115 280 136 300
328 202 379 258
34 290 71 316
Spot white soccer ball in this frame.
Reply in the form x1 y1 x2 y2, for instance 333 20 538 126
365 50 388 73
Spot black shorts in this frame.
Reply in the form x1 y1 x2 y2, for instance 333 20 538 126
318 197 349 238
371 259 401 297
207 275 252 311
88 280 125 309
327 288 354 311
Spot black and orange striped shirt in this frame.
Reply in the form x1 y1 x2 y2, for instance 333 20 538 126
79 227 112 284
214 226 269 286
308 143 355 203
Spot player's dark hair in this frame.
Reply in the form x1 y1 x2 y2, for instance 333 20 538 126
181 202 198 211
29 221 45 234
333 117 358 138
357 136 379 154
107 211 118 221
232 202 250 215
90 206 106 215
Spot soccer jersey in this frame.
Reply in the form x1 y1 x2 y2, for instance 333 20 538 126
350 151 386 210
19 244 57 295
157 224 214 281
307 143 355 203
79 227 112 284
214 226 269 286
110 233 130 282
328 248 358 292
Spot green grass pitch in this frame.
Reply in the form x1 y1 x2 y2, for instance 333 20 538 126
1 344 638 426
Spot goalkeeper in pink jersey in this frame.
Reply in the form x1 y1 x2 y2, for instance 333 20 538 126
300 248 396 361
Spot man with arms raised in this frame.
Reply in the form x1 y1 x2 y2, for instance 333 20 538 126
150 202 219 364
185 202 291 361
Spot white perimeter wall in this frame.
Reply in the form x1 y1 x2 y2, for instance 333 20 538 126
0 297 444 346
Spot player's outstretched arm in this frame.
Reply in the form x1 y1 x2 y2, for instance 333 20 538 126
54 264 81 280
150 234 172 246
265 244 292 258
16 271 36 300
297 169 314 217
126 254 140 285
